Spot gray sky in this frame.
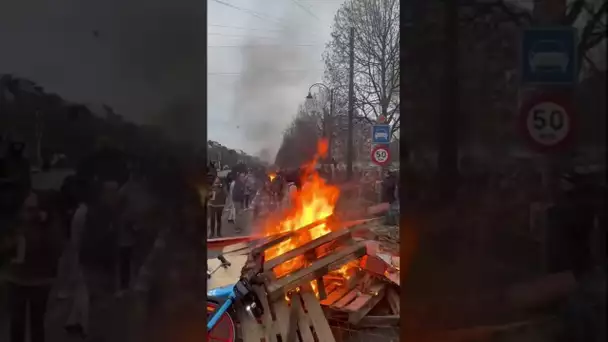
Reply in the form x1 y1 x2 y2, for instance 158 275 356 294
208 0 344 156
1 0 204 128
0 0 343 157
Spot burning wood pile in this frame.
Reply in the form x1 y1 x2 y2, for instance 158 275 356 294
236 140 400 342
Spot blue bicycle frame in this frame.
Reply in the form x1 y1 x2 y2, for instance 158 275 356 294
207 284 236 331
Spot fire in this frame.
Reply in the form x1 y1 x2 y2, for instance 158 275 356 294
268 173 276 181
263 139 341 278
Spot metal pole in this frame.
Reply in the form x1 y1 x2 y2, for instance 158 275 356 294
534 0 568 273
347 27 355 181
327 89 334 162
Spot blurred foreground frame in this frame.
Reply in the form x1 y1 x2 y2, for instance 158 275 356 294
400 0 605 341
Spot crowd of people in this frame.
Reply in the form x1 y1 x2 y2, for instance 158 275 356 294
206 163 401 229
0 138 211 342
206 164 261 238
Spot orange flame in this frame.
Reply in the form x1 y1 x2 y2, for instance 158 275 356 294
268 173 276 181
263 139 340 278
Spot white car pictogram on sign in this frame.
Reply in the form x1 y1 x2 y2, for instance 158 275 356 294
374 131 388 140
528 40 569 73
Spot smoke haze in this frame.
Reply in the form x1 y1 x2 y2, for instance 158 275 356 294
208 0 339 156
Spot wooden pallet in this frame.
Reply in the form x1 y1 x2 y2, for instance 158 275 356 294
321 276 388 325
262 219 380 302
237 284 336 342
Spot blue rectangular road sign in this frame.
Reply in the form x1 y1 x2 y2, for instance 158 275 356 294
371 124 391 144
521 27 577 85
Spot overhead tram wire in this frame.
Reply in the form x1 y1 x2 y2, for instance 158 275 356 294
208 69 323 76
208 33 280 39
209 24 288 33
208 24 325 38
208 43 323 48
211 0 286 26
289 0 321 21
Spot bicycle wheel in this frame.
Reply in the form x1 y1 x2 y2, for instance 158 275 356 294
207 301 236 342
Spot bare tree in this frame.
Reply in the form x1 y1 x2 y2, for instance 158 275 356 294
275 105 321 167
323 0 400 136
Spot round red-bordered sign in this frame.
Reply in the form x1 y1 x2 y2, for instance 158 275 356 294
371 145 390 166
519 93 575 153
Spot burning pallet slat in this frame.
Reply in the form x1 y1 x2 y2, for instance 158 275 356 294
266 242 367 301
238 284 336 342
263 218 379 272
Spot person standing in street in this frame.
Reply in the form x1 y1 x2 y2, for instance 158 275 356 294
382 171 398 225
225 173 236 223
244 171 256 209
208 176 227 238
2 191 65 342
232 173 246 234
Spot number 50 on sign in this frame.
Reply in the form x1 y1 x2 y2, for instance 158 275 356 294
520 94 574 152
371 145 390 166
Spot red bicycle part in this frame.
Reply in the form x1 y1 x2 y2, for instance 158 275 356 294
207 302 236 342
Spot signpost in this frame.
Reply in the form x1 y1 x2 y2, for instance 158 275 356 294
520 93 573 152
371 145 390 166
520 0 575 273
520 27 577 85
371 124 391 144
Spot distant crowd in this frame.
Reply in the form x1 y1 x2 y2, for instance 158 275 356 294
1 138 209 342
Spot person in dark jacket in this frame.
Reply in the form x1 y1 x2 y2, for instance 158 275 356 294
208 177 227 238
2 190 65 342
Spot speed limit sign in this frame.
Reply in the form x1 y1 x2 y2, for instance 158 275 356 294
371 145 390 166
520 94 574 152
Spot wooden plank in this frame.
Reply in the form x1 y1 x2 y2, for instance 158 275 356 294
252 216 338 255
291 293 315 342
285 293 301 342
331 289 358 309
252 285 274 342
347 282 386 325
264 219 377 272
271 295 292 340
386 287 400 315
342 293 373 312
321 286 351 306
266 242 367 301
316 277 327 300
356 315 400 327
300 286 336 342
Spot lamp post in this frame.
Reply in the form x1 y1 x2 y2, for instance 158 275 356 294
305 83 334 161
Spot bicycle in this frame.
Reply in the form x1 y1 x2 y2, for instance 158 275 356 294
207 254 264 342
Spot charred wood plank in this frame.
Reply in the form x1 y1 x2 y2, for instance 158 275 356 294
266 242 367 301
264 219 376 272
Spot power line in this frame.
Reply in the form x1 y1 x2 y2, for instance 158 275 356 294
208 33 278 39
208 43 322 48
208 24 325 37
208 24 286 33
211 0 285 25
289 0 321 21
208 69 323 75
